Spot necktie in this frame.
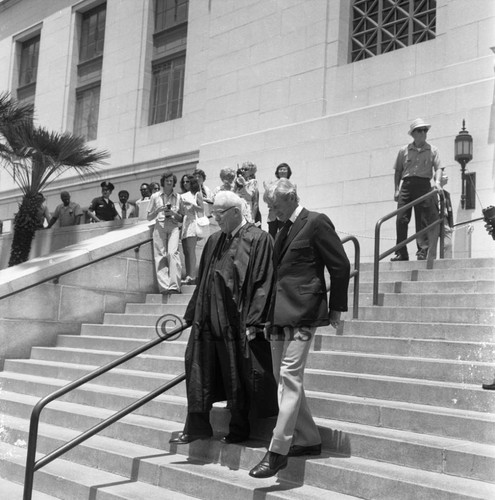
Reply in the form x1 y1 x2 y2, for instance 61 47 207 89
223 233 233 252
122 204 127 219
275 219 292 255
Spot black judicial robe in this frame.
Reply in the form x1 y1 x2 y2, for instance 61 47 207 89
183 223 277 418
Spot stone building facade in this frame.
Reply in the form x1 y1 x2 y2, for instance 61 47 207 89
0 0 494 260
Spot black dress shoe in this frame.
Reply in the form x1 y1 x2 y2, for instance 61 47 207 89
482 380 495 390
287 443 322 457
169 432 211 444
220 434 249 444
391 254 409 261
249 451 288 478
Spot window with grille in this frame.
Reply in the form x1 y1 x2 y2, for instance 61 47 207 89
351 0 436 62
74 85 100 141
150 0 188 125
80 4 106 62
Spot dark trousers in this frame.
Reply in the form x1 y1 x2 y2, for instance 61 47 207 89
184 336 250 439
396 177 432 258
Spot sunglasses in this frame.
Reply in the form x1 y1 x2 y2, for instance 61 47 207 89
413 127 429 133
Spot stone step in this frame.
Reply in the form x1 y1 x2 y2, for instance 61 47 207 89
3 389 494 486
56 334 188 357
357 306 495 325
307 390 495 444
0 439 364 500
2 401 494 499
3 359 185 395
307 351 494 384
305 369 494 413
1 371 493 445
26 347 495 411
80 323 193 341
0 477 58 500
338 320 495 342
355 292 495 308
359 258 495 272
0 441 198 500
146 290 194 303
29 346 185 374
359 267 495 282
360 257 495 272
126 303 190 315
357 279 495 294
103 311 187 326
26 340 494 401
313 335 495 362
0 371 188 423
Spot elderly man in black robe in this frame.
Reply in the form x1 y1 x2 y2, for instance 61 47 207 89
170 191 277 445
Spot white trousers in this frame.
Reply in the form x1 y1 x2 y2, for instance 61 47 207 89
153 224 181 292
269 326 321 455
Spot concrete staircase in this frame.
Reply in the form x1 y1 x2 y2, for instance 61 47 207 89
0 258 494 499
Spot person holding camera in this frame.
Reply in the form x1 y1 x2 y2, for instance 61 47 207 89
147 171 185 294
234 161 259 224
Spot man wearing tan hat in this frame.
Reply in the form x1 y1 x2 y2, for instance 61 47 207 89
391 118 443 261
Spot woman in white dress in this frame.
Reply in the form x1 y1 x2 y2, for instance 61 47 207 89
180 175 204 284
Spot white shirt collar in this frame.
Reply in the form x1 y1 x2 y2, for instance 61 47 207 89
288 205 303 224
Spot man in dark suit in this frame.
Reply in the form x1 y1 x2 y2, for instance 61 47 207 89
249 179 351 478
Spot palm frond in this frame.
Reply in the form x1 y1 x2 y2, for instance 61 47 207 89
1 121 109 194
0 91 34 127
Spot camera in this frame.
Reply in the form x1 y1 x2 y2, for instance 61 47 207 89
482 206 495 239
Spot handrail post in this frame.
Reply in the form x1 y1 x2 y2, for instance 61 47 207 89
439 194 445 259
373 220 381 306
23 408 41 500
340 235 360 319
352 237 360 319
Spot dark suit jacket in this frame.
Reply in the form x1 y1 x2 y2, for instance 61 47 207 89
269 208 350 328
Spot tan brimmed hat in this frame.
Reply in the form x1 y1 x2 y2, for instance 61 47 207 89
408 118 431 135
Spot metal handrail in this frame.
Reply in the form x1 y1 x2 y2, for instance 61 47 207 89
23 323 188 500
341 235 360 319
373 190 444 305
452 216 484 228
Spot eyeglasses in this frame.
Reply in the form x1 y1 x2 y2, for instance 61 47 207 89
413 128 428 134
183 180 190 184
212 206 235 217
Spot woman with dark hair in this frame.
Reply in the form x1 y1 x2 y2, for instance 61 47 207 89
179 174 191 194
147 171 184 294
181 174 204 284
267 163 292 237
150 181 161 194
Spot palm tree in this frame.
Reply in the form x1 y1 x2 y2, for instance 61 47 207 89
0 92 109 266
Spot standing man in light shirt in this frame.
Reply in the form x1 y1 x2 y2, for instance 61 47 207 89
47 191 83 228
391 118 443 261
